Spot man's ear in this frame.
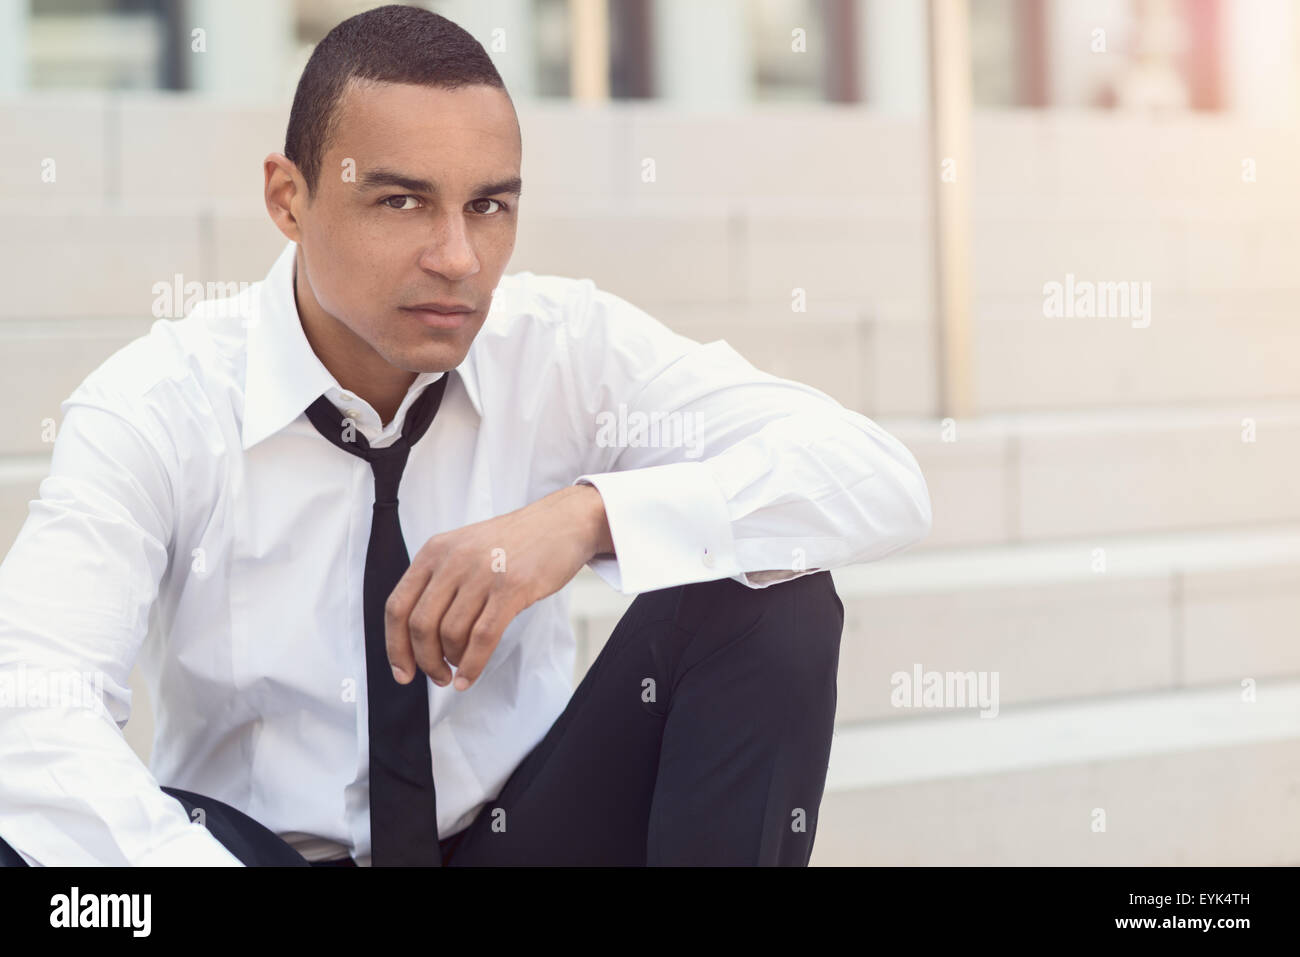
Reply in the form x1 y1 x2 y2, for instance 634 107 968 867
264 153 306 244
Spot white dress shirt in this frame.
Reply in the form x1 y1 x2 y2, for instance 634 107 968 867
0 239 931 866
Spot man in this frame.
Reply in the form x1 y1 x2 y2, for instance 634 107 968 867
0 4 930 866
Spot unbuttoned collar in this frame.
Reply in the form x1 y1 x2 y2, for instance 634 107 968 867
241 240 484 452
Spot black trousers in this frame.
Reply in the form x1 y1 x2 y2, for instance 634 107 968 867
1 570 843 867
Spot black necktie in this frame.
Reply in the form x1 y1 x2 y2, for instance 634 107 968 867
303 374 450 866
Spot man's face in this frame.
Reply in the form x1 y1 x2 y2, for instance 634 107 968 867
291 80 521 374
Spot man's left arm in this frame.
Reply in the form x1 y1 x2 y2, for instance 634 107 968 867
564 283 933 596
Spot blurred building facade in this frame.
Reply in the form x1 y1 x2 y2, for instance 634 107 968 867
3 0 1297 119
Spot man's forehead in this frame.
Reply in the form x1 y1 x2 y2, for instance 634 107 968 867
328 80 518 153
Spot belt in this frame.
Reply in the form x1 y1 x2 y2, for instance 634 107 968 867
307 829 466 867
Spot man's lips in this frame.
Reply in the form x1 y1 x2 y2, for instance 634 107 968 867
401 305 475 329
404 302 475 314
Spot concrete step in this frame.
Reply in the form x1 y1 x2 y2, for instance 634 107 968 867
811 679 1300 865
887 402 1300 549
569 522 1300 721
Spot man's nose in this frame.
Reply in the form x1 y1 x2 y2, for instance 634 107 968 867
418 214 479 279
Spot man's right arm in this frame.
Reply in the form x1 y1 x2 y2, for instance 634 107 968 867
0 386 242 865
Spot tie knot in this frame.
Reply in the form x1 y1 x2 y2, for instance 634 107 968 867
303 374 451 506
303 374 450 460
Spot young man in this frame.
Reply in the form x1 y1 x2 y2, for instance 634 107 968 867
0 5 931 866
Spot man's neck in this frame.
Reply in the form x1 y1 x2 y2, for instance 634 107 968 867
293 255 416 428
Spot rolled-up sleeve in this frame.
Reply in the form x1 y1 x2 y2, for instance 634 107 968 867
0 387 242 866
564 283 932 595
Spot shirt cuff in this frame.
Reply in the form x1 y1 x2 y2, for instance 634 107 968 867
573 461 739 595
134 824 247 866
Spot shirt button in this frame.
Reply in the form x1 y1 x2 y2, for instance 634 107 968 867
345 409 361 420
340 391 354 402
702 550 715 568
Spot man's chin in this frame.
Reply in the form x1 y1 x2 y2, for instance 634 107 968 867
390 337 471 374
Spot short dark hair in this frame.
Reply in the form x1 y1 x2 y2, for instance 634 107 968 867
284 4 509 198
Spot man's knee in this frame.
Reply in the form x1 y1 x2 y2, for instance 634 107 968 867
694 570 844 687
749 570 843 671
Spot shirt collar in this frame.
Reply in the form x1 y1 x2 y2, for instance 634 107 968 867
241 240 484 452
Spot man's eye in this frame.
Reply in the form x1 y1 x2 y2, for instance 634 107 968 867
470 198 506 215
382 195 420 211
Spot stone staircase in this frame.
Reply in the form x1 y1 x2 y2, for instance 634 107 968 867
2 96 1298 864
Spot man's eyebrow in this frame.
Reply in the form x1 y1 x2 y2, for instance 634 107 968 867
356 168 523 197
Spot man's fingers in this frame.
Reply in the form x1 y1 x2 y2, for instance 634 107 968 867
432 580 489 669
452 595 514 691
400 571 458 687
385 560 439 685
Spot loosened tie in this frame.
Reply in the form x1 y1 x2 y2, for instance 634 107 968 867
303 374 449 866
